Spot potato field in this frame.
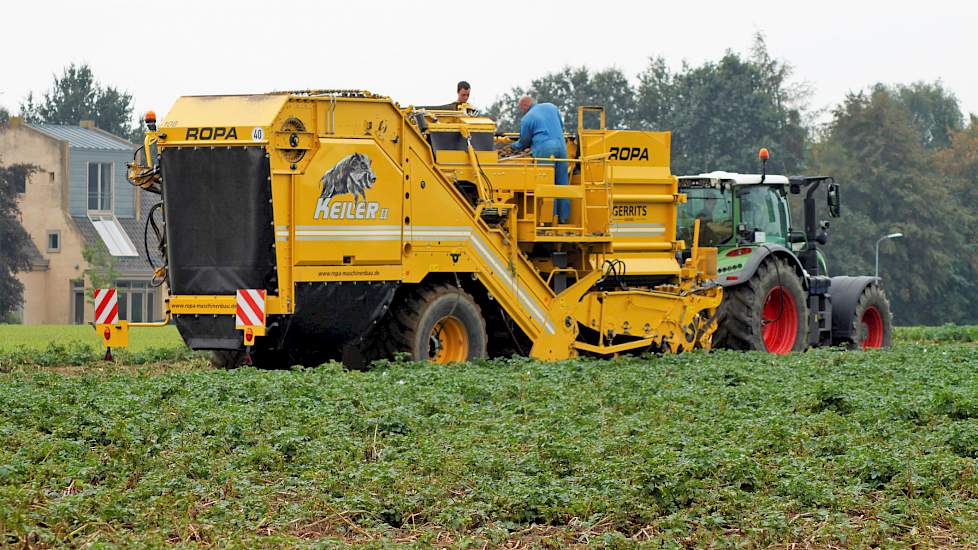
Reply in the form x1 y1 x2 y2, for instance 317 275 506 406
1 327 977 548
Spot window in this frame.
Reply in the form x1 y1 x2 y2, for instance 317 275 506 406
739 186 788 243
88 214 139 256
71 280 85 324
14 171 27 194
114 280 159 323
679 187 734 246
87 162 112 211
46 230 61 253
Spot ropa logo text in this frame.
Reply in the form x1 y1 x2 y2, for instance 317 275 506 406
609 146 649 161
185 127 238 140
314 198 389 221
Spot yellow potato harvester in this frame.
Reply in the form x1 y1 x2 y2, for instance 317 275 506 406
109 90 720 368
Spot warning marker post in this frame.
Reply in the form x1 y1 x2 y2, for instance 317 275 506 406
236 289 266 366
94 288 128 362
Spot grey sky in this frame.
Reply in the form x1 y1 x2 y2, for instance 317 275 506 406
2 0 976 127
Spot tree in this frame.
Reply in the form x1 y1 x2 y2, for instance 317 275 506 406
809 84 976 324
20 63 137 140
895 81 963 149
82 243 120 305
0 107 9 125
636 34 810 175
485 66 637 132
933 116 978 315
0 155 38 322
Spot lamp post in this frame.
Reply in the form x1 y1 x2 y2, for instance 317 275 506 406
875 232 904 278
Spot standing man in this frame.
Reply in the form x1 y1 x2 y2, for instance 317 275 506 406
511 95 569 224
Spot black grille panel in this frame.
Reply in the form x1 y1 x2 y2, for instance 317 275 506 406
160 147 276 295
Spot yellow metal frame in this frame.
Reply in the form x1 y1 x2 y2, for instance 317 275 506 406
106 93 721 359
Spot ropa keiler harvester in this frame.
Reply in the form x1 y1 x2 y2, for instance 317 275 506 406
676 149 893 354
99 90 721 368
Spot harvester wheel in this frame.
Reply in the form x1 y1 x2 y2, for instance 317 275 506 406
847 285 893 350
210 350 244 370
209 347 292 369
715 257 809 354
371 284 487 364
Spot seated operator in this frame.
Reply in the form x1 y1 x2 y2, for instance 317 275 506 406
696 195 733 245
510 95 570 224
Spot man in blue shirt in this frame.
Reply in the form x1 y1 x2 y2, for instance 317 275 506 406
511 96 570 224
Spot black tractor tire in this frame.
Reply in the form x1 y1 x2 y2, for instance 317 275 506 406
365 284 487 364
846 284 893 350
714 257 809 353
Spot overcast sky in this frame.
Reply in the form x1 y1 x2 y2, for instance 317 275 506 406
2 0 976 127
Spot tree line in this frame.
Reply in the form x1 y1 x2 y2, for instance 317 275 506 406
486 35 978 325
2 41 977 324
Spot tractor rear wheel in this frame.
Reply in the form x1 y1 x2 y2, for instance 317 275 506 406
715 257 809 354
368 284 487 364
847 285 893 350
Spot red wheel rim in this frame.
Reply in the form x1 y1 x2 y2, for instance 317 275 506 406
861 306 884 349
762 286 798 354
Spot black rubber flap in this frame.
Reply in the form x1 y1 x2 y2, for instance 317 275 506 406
429 131 494 151
160 147 276 295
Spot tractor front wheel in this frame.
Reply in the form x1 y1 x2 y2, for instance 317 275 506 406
715 257 809 354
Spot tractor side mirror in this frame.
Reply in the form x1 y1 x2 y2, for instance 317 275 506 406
787 230 806 244
827 183 841 217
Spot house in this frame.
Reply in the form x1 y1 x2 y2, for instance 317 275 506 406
0 118 164 324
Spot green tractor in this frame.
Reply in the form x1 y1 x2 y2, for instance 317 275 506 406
677 150 892 353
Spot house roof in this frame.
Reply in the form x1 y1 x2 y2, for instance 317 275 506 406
30 123 133 151
72 189 165 276
25 238 49 271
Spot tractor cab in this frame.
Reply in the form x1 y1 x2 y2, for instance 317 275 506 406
678 171 792 250
678 170 841 278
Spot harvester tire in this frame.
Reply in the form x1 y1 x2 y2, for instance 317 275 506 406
209 347 293 370
715 257 809 354
846 285 893 350
369 284 487 364
210 350 244 370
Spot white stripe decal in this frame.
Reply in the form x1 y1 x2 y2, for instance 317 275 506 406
295 225 402 231
296 230 401 236
292 224 556 334
410 226 473 231
464 232 555 334
296 235 401 241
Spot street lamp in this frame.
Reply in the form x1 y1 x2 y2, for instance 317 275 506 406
875 232 904 278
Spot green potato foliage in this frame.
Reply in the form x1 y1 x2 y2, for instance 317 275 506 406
1 336 977 548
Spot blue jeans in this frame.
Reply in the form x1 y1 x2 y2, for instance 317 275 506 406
533 140 569 223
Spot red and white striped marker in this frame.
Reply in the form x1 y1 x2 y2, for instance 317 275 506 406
94 288 119 325
235 289 266 328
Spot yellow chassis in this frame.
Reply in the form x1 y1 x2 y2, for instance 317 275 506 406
101 94 721 360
